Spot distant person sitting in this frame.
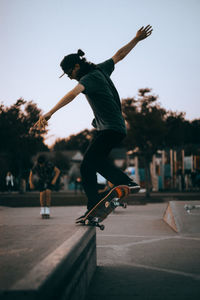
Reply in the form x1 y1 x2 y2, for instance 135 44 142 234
29 155 60 219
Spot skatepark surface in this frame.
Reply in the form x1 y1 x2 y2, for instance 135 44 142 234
0 207 84 289
0 194 200 299
86 201 200 300
0 206 96 300
163 200 200 233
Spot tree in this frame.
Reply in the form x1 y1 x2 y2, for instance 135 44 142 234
0 99 49 190
186 119 200 156
165 112 200 150
122 88 167 197
122 88 200 195
51 151 70 174
52 129 96 153
189 119 200 145
164 111 186 149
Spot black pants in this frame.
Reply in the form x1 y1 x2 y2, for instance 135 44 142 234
80 130 132 210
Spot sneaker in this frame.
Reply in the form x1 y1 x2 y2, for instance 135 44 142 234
76 209 90 221
40 207 45 219
112 182 140 193
127 181 140 193
76 195 105 221
45 207 50 216
40 207 45 215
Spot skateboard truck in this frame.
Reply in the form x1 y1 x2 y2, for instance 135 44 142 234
184 204 200 214
105 198 127 209
84 218 105 230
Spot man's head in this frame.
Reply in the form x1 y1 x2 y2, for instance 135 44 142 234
59 49 96 80
37 155 46 167
59 49 84 80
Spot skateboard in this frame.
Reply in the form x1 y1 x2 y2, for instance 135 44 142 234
76 185 130 230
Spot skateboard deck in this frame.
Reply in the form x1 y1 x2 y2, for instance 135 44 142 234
76 185 130 230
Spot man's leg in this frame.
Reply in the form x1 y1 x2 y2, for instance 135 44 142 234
40 191 46 217
80 130 133 210
45 189 51 217
40 191 46 207
45 189 51 207
80 158 98 210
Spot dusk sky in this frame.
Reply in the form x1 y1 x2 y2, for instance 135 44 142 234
1 0 199 146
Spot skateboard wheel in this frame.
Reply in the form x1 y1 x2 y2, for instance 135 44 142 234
100 225 105 231
105 201 110 208
85 219 90 225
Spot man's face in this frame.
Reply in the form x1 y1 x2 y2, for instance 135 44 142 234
39 163 45 168
66 64 80 80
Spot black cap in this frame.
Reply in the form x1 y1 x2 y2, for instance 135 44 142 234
37 155 46 164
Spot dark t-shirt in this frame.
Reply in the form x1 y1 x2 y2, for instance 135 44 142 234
79 58 126 134
32 161 55 183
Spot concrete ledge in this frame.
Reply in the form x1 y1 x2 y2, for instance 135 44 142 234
0 226 96 300
163 200 200 233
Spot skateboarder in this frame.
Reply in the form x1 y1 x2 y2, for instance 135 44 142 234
32 25 153 217
29 155 60 218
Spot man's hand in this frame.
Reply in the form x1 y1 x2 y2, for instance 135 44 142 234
112 25 153 64
51 179 56 186
136 25 153 41
30 112 52 132
30 182 35 190
51 167 60 186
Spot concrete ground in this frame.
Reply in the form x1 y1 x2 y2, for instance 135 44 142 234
1 200 200 299
0 206 86 290
86 203 200 300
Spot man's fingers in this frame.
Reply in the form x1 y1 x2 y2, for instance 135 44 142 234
143 25 152 33
38 117 47 128
137 25 153 38
30 117 47 133
29 127 33 134
144 24 151 30
146 29 153 36
33 121 39 128
141 25 153 38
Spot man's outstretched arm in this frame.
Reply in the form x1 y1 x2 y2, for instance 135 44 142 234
112 25 153 64
31 83 85 131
